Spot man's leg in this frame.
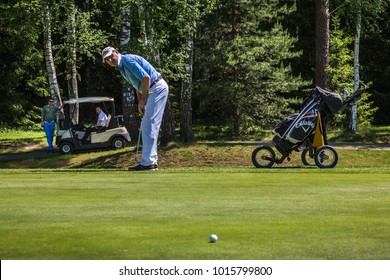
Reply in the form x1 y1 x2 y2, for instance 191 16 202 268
140 80 168 166
44 121 55 151
82 127 97 143
49 121 55 150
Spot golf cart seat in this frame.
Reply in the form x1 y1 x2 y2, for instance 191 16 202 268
106 114 111 128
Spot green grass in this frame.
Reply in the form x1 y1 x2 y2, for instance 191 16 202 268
1 144 390 169
0 128 46 154
192 124 270 141
328 125 390 143
192 124 390 143
1 168 389 260
0 128 45 143
0 126 389 260
1 125 389 143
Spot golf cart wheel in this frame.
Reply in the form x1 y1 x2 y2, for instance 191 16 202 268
314 145 338 168
59 142 73 154
112 137 126 149
301 147 316 166
252 146 275 168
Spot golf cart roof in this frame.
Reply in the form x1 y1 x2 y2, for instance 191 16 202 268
64 97 114 105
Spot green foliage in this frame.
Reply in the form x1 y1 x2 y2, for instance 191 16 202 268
124 0 217 83
328 125 390 143
0 0 389 132
331 0 388 34
0 0 47 126
50 1 110 82
194 0 309 135
328 16 378 131
329 0 390 126
328 17 354 91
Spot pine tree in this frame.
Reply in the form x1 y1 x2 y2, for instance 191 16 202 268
0 0 48 126
195 0 309 136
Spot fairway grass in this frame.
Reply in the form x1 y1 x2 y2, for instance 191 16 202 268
0 168 389 260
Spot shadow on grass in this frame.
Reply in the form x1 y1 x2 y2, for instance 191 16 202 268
0 149 57 161
72 150 132 169
0 145 135 170
263 166 307 169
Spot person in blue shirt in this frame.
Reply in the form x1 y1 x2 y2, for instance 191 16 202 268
102 46 168 171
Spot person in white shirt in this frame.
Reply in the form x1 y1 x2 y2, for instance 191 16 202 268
82 106 108 143
96 106 108 127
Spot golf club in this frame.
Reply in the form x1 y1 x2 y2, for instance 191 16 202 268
133 119 142 164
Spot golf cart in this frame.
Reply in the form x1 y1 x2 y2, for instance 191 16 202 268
56 97 131 154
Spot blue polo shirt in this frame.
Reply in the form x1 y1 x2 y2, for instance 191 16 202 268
116 54 161 93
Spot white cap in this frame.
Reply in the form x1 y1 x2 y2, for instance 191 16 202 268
102 46 116 62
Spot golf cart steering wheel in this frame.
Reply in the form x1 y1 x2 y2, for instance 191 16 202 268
72 122 85 130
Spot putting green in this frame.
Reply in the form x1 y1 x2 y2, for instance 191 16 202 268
0 168 389 259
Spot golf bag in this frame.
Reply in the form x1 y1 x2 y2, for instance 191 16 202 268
272 86 343 155
252 83 366 168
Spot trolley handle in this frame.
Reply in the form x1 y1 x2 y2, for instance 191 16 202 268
344 82 367 105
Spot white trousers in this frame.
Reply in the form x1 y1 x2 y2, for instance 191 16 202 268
140 79 168 166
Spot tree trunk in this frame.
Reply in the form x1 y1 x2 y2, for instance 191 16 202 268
231 2 240 136
160 101 177 146
315 0 330 88
138 5 176 145
120 6 138 144
40 0 62 108
67 2 79 123
138 3 148 46
180 18 196 143
351 0 361 133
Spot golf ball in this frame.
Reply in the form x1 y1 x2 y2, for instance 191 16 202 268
210 234 218 242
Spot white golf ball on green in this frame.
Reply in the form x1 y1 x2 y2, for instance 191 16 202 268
210 234 218 243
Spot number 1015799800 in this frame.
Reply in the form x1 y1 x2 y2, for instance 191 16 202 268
212 266 272 276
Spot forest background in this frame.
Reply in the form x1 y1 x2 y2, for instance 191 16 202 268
0 0 389 144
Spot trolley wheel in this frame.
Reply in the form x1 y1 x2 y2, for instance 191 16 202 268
314 145 338 168
301 147 316 166
252 146 275 168
59 142 73 154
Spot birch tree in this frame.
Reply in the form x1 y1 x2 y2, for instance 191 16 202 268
119 4 138 143
349 0 387 131
331 0 386 131
40 0 62 107
67 1 79 123
350 0 361 132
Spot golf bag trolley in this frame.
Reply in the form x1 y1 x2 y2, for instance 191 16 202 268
252 83 367 168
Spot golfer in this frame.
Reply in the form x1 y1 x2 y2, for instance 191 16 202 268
41 98 62 152
102 46 168 171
